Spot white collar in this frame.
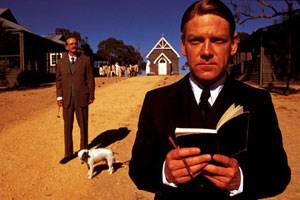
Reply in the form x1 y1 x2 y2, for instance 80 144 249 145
68 54 77 62
189 74 226 106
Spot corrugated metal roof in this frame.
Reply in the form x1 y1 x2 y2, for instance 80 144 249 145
0 8 64 46
0 17 32 33
44 34 65 45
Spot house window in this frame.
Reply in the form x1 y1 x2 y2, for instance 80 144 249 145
50 53 62 66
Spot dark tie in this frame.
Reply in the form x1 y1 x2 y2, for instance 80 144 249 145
71 57 75 64
199 87 211 118
70 57 76 74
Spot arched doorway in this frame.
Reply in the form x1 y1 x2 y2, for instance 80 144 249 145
158 58 167 75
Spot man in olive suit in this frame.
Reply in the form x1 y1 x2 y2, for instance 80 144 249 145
56 36 95 164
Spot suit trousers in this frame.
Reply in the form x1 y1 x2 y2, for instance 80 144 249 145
63 96 88 156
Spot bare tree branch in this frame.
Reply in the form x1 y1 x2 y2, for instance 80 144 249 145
239 11 287 24
258 0 279 14
227 0 299 24
230 0 240 22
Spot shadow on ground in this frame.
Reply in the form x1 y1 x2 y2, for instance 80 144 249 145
88 127 130 149
0 82 55 93
88 161 126 178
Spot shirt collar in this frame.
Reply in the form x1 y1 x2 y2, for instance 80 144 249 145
68 54 77 62
189 73 226 105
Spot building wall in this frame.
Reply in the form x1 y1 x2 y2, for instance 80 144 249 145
148 49 179 75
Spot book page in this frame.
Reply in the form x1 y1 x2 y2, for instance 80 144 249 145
175 104 247 135
175 127 219 154
216 104 246 131
175 127 217 137
174 104 249 156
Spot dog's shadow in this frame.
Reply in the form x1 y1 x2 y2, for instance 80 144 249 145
88 127 130 149
92 161 127 177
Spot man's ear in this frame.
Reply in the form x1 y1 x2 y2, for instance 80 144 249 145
180 33 187 56
230 32 239 56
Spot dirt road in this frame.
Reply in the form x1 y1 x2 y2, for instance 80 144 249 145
0 76 298 200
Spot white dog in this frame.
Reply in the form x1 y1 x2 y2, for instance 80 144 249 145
78 148 115 179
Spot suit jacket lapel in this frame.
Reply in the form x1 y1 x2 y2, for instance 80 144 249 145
73 56 79 74
72 53 83 74
61 56 72 74
172 75 203 129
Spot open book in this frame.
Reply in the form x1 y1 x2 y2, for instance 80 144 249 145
175 103 250 157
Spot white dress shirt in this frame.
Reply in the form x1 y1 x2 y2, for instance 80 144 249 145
68 54 77 63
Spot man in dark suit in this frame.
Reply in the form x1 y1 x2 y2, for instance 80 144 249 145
129 0 290 199
56 36 95 164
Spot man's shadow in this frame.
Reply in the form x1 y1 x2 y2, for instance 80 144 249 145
87 127 130 149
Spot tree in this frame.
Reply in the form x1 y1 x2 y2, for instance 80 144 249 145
227 0 300 24
96 37 144 68
227 0 300 92
55 28 94 57
80 37 94 57
55 28 71 38
238 32 250 42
